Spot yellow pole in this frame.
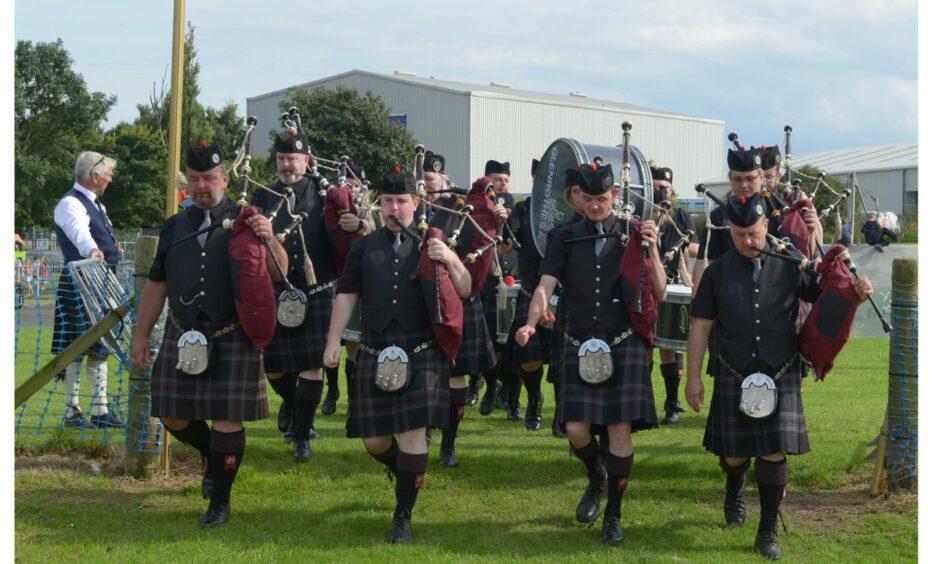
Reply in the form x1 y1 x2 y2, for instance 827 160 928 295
161 0 187 471
165 0 186 219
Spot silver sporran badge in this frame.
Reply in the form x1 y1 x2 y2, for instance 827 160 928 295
277 289 307 328
739 372 778 418
376 346 411 392
176 329 210 375
577 338 613 384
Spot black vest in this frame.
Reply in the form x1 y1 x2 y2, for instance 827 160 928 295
712 249 801 374
55 188 120 265
563 216 629 338
253 176 337 287
165 200 239 327
359 228 432 337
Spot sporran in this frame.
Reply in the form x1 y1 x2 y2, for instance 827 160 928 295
738 372 778 419
277 288 307 328
176 329 210 376
375 345 411 392
577 338 613 384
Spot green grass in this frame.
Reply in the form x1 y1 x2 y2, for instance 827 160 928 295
15 339 916 562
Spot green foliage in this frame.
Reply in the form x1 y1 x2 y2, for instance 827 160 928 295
14 39 116 230
277 86 418 190
98 123 168 229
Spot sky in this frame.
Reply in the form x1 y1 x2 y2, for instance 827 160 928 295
12 0 920 158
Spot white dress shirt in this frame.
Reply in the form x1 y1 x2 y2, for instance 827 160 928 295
53 183 106 259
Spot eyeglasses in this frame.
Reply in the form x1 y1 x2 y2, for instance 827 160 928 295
91 155 107 175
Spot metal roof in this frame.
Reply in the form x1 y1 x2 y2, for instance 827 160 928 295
247 69 721 125
788 143 918 174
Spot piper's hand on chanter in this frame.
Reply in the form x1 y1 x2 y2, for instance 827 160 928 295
854 275 873 303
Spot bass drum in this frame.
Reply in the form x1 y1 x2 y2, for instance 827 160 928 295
530 138 651 256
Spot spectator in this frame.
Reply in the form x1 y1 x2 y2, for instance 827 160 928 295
860 211 897 251
839 217 851 247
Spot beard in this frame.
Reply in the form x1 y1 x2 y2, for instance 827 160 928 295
278 170 303 185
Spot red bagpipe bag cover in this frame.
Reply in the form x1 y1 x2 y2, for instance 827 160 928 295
229 206 277 350
799 244 860 380
462 176 499 298
619 220 658 347
778 199 814 260
419 227 464 362
323 186 361 276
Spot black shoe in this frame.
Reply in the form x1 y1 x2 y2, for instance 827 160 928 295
308 423 319 440
524 392 543 431
199 501 230 528
479 381 502 416
283 417 296 444
277 402 292 433
89 412 124 428
390 516 412 543
601 514 624 546
724 474 748 525
466 376 483 406
506 399 523 422
551 418 566 438
661 400 680 425
674 400 687 413
575 468 607 524
321 389 339 416
756 527 783 560
201 467 213 500
292 439 312 462
63 408 94 430
439 447 459 467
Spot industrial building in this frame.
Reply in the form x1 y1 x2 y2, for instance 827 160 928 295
699 143 918 217
247 69 725 194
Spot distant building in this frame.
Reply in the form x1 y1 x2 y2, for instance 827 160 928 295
698 143 918 217
247 69 725 194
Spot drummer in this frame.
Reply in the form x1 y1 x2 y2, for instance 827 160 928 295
649 166 697 425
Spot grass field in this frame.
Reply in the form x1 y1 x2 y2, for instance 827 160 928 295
15 338 917 562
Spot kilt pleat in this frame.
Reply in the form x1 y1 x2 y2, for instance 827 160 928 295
703 364 810 457
560 329 657 431
451 297 495 376
346 326 450 438
263 286 333 372
151 321 268 421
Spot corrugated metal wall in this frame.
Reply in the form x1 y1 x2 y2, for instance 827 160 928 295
469 94 723 194
247 75 471 183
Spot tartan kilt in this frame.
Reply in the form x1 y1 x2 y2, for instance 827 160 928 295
504 291 551 366
346 330 451 438
703 361 810 458
560 328 657 431
546 308 567 384
451 297 496 376
480 288 506 353
263 284 334 373
151 320 268 421
51 273 107 356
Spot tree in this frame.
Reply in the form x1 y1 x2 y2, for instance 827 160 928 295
98 123 167 229
276 86 418 191
15 39 116 229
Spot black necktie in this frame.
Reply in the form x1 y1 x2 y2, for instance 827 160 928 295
392 232 403 255
197 211 211 248
752 257 762 283
594 223 605 256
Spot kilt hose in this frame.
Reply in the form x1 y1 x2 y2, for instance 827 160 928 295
560 329 657 431
151 320 268 422
51 272 108 357
703 362 810 458
346 327 451 438
504 290 551 367
263 284 333 373
451 296 495 377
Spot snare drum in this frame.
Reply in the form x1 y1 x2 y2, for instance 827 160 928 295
342 299 362 342
654 283 691 351
496 283 521 344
